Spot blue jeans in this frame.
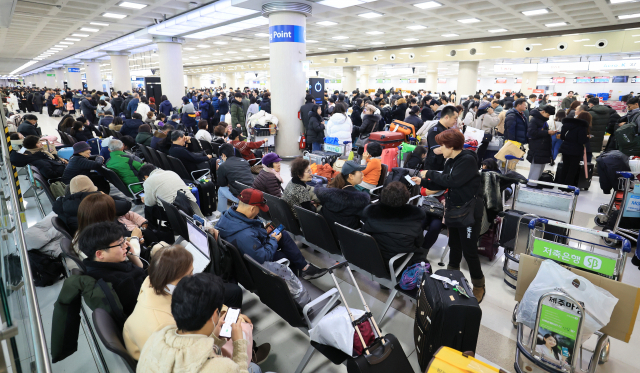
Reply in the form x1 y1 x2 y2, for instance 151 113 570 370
217 186 239 212
551 136 563 160
219 114 226 123
248 363 262 373
312 142 322 152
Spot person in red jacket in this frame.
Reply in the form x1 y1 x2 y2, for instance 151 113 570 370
229 129 265 162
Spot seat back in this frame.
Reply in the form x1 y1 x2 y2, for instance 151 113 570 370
156 151 171 171
92 308 137 373
52 217 73 240
60 237 86 272
263 193 302 236
146 147 164 169
243 254 306 328
200 140 213 154
378 163 388 187
166 155 192 180
334 223 390 279
31 172 57 205
224 240 256 292
189 138 203 153
293 206 342 256
158 197 189 240
57 130 72 146
138 145 152 164
99 167 135 198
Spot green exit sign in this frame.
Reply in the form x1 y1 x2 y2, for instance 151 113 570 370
47 73 55 77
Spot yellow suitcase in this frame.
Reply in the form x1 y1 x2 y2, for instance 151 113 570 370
426 347 506 373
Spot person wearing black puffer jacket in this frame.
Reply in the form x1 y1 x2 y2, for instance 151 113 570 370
391 97 408 121
404 106 424 133
556 114 590 188
411 129 485 303
362 181 426 262
350 98 364 145
10 135 67 180
526 106 557 183
61 142 109 193
306 104 325 152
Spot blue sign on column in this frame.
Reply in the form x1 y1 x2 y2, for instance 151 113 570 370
269 25 305 43
68 67 80 73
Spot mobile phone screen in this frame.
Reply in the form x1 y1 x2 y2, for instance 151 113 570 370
405 174 416 186
219 307 240 339
272 224 285 236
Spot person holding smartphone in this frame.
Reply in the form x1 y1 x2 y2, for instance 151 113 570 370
137 273 263 373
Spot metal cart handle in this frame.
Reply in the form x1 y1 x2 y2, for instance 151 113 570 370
615 171 634 179
526 180 579 195
528 218 632 253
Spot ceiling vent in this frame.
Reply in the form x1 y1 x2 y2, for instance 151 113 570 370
390 54 396 60
449 50 456 56
373 56 379 61
470 48 477 55
409 53 415 59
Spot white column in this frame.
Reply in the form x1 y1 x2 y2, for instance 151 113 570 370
358 67 369 91
520 71 539 95
65 66 83 91
343 67 357 93
265 2 310 157
426 62 438 93
43 71 53 87
155 37 186 108
456 61 479 98
187 75 197 89
109 52 132 93
83 60 101 91
53 68 64 89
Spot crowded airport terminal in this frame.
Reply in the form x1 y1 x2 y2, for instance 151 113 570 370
2 0 640 372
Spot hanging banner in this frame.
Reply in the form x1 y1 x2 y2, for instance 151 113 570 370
269 25 305 43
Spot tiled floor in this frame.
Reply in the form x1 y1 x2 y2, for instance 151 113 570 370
17 111 640 372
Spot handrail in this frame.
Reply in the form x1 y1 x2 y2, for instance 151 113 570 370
1 100 53 372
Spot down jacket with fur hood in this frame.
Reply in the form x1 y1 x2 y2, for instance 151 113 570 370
361 204 425 261
315 185 370 236
325 113 352 145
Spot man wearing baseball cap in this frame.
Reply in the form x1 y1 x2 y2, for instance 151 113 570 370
216 188 327 280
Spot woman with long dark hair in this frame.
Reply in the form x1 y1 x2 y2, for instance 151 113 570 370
404 146 427 170
535 334 568 364
307 104 325 152
556 111 590 187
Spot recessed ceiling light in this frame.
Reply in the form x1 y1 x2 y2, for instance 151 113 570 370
413 1 442 9
317 0 367 8
545 22 567 27
407 25 427 30
316 21 338 26
441 33 458 37
197 44 210 48
90 22 109 26
210 53 223 56
259 46 269 49
573 38 590 42
183 47 196 50
490 46 502 48
342 44 356 47
213 41 228 45
370 42 385 45
54 45 68 48
118 2 147 9
241 49 253 52
618 13 640 19
262 54 270 57
227 51 237 54
358 11 383 18
488 28 507 33
366 31 384 35
306 40 319 43
80 27 99 32
457 18 480 23
531 43 542 45
542 48 556 51
317 47 327 50
247 55 257 58
232 38 244 41
610 0 634 3
59 41 74 45
102 13 127 19
255 33 269 37
65 38 81 41
522 8 548 16
50 48 63 50
71 33 89 37
332 36 349 40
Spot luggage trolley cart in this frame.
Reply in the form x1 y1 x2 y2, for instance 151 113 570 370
250 125 277 154
501 181 580 289
594 171 640 246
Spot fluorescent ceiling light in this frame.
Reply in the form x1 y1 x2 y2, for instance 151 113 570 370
457 18 480 23
197 44 210 48
232 38 244 41
358 12 383 18
255 33 269 37
183 47 196 50
490 46 502 48
241 49 253 51
259 46 269 49
90 22 109 26
522 8 548 16
441 33 458 37
610 0 635 3
316 21 338 26
213 41 228 45
370 42 385 45
65 38 81 41
531 43 542 45
80 27 99 32
545 22 567 27
227 51 237 54
59 42 74 44
318 0 365 8
342 44 355 47
542 48 556 50
318 47 327 50
573 38 589 42
72 33 89 37
50 47 63 50
618 13 640 19
488 28 507 33
366 31 384 35
34 58 44 61
332 36 349 39
413 1 442 9
118 2 147 9
407 25 427 30
404 38 419 41
306 40 318 43
102 13 127 19
247 55 257 58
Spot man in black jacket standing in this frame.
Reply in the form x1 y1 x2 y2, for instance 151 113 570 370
425 105 458 171
216 143 254 212
111 91 124 117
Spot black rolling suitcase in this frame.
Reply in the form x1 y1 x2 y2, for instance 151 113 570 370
498 209 569 252
555 161 593 190
322 261 415 373
195 181 217 216
414 269 482 372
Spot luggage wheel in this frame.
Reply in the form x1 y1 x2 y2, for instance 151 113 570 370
602 236 620 247
594 213 608 227
599 338 610 364
598 204 609 214
512 303 518 329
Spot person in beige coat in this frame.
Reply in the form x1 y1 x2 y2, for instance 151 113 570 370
136 273 255 373
474 102 500 133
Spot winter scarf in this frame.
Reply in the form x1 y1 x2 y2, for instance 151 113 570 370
262 165 283 183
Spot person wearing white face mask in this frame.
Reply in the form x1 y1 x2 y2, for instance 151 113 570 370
137 272 265 373
124 245 270 366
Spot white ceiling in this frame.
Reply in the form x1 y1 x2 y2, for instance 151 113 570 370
3 0 640 76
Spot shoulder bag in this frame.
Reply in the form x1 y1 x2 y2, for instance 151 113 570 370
443 163 477 227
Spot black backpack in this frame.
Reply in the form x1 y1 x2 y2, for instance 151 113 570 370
28 250 65 287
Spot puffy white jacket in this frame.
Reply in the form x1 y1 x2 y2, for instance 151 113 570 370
325 113 352 144
136 102 151 119
474 113 500 133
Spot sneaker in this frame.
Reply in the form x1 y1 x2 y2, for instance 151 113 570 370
252 343 271 365
300 264 328 280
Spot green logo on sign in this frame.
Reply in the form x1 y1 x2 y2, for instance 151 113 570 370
531 239 617 276
540 304 579 340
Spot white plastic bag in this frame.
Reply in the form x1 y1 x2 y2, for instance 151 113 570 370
309 306 365 355
516 260 618 341
263 262 311 309
463 126 485 144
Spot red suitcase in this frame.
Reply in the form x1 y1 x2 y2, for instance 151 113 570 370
368 131 404 149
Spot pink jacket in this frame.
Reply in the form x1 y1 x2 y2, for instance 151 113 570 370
118 211 147 231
